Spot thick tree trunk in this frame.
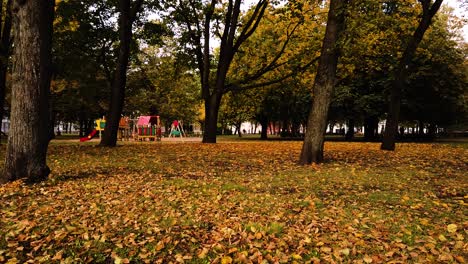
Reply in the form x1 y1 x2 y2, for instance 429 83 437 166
202 93 222 143
381 0 443 150
299 0 347 165
2 0 54 184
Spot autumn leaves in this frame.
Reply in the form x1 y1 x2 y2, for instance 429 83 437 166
0 141 466 262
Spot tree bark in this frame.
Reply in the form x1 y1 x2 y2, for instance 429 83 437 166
202 93 222 143
2 0 54 184
100 0 142 147
381 0 443 150
299 0 347 165
0 0 13 144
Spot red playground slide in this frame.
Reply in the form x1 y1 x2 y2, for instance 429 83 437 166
80 129 98 142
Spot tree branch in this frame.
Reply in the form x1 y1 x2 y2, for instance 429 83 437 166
233 0 268 53
201 0 217 99
236 21 301 85
130 0 144 22
226 55 320 92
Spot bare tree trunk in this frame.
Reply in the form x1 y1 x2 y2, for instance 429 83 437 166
381 0 443 150
2 0 54 184
100 0 142 147
202 93 222 143
299 0 347 164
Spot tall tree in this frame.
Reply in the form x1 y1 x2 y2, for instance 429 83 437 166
299 0 347 164
100 0 143 147
1 0 54 184
169 0 269 143
381 0 443 150
0 0 12 142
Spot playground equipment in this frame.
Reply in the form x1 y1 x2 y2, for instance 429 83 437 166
80 129 98 142
118 117 131 141
80 118 105 142
135 116 162 141
169 120 185 138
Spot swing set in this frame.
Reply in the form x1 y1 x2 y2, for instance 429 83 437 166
168 120 185 138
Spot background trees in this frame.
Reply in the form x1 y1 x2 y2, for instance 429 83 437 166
381 0 443 150
125 43 201 127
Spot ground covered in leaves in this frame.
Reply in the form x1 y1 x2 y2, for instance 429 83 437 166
0 140 467 263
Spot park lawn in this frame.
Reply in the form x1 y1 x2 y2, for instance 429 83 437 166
0 141 466 263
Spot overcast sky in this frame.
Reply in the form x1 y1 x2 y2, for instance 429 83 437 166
445 0 467 42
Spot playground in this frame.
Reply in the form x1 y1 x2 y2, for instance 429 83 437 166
79 116 195 143
0 139 466 263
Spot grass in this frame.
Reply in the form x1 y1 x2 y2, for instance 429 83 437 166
0 140 467 263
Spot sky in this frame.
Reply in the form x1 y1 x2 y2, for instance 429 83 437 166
445 0 468 42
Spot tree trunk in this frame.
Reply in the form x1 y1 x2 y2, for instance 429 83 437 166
2 0 54 184
364 116 379 141
418 120 424 136
87 118 93 134
260 118 268 140
202 93 222 143
299 0 347 165
0 0 13 144
381 0 443 150
345 119 355 141
100 0 142 147
428 123 436 137
0 63 7 144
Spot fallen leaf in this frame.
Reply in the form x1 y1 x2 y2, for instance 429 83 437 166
447 224 457 233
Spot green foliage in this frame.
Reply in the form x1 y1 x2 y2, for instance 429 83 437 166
52 0 118 123
330 0 467 131
402 6 468 127
228 1 326 90
125 42 201 126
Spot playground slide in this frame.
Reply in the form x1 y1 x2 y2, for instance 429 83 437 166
80 129 98 142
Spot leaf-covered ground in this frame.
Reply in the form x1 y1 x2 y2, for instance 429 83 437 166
0 141 467 263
